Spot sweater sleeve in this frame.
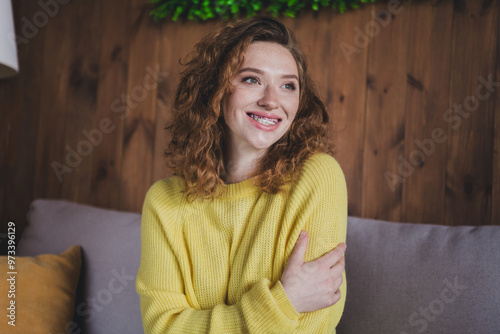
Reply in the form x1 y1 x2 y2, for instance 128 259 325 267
135 181 301 334
289 153 348 333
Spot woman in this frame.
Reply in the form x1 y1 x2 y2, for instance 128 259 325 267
136 16 348 333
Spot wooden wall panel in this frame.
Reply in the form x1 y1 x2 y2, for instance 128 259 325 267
119 0 160 212
362 1 409 221
286 11 332 98
445 0 497 226
324 8 371 217
0 77 13 218
59 1 102 203
33 1 74 201
153 20 219 182
1 0 499 245
88 0 130 209
0 0 46 242
288 9 371 217
401 1 453 224
493 11 500 226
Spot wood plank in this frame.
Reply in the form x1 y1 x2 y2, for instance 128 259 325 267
491 1 500 225
0 50 21 242
151 20 174 184
290 7 372 218
445 0 497 226
286 10 333 102
362 1 410 221
401 1 454 224
59 1 102 203
119 0 160 212
324 7 372 217
33 1 75 201
0 68 20 224
4 0 47 236
153 19 219 183
88 0 130 209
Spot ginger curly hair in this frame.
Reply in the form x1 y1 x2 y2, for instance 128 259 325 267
164 16 335 202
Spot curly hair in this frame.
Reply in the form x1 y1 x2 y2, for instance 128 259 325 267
164 16 335 202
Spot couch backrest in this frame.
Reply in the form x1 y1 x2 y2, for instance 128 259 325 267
19 199 500 334
337 217 500 334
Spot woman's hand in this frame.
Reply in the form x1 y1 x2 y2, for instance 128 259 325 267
280 230 346 314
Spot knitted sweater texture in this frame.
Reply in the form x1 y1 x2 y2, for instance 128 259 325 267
136 152 348 333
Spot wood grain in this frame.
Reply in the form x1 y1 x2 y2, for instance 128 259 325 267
119 0 160 212
444 0 497 226
153 19 219 183
324 7 372 217
1 0 46 239
362 1 409 221
1 0 499 243
401 1 453 224
88 0 130 209
33 0 75 201
492 4 500 225
59 1 102 203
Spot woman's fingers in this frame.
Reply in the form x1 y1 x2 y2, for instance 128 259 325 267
332 273 343 290
287 230 309 267
330 256 345 277
281 231 346 313
320 243 346 268
332 287 342 305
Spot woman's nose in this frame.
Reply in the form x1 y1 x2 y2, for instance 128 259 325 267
257 85 279 110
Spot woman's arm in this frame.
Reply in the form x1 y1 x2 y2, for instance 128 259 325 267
280 153 348 332
281 231 346 313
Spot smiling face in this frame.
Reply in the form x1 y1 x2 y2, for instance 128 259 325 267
222 41 300 156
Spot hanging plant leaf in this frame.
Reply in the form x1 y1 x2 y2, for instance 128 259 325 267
148 0 406 22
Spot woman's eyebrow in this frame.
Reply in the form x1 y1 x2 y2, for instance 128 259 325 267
237 67 299 81
281 74 299 81
238 67 263 75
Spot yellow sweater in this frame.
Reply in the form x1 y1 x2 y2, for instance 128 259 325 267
136 152 348 333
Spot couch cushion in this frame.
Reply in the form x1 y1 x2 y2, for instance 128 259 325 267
18 199 143 334
0 245 81 334
337 217 500 334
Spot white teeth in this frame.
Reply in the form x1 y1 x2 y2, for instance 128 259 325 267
249 114 279 126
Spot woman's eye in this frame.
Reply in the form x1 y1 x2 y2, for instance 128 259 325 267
243 77 259 84
283 83 296 91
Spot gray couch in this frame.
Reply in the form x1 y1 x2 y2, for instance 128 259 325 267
18 199 500 333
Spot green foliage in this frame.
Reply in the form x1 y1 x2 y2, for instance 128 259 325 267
148 0 381 22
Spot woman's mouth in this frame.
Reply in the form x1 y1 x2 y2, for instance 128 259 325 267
246 113 281 126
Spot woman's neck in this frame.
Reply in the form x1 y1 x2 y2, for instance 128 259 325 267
223 144 266 184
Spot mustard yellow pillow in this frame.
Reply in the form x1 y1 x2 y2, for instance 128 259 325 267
0 245 82 334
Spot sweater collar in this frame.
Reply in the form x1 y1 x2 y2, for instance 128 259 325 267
218 177 260 198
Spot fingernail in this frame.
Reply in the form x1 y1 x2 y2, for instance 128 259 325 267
300 230 306 238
